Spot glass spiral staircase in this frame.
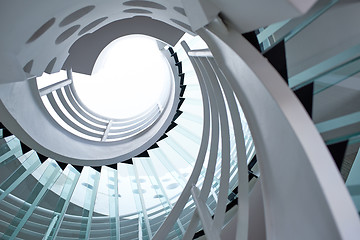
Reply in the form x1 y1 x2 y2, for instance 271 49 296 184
1 0 360 239
0 34 256 239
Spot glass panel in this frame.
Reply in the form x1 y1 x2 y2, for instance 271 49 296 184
106 167 120 240
178 199 198 234
167 221 184 240
2 159 61 239
289 44 360 89
0 136 22 164
0 151 41 202
325 132 360 146
346 147 360 212
117 164 138 239
182 71 201 85
257 0 338 52
162 135 218 192
127 164 152 239
313 60 360 94
180 111 203 125
91 166 110 239
149 148 187 188
316 111 360 134
257 19 290 44
173 120 202 144
181 61 197 76
78 167 100 239
312 65 360 144
165 134 199 161
116 164 137 216
133 159 167 234
48 165 80 239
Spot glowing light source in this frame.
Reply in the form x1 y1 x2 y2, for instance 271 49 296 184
72 34 171 119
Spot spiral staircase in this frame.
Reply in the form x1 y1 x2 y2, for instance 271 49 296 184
1 0 360 239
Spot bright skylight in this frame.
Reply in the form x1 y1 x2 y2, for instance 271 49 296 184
72 35 171 119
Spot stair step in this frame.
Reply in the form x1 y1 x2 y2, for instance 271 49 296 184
0 136 22 165
173 118 202 142
148 148 187 188
257 0 337 52
171 125 201 145
179 111 203 125
165 134 199 161
289 44 360 90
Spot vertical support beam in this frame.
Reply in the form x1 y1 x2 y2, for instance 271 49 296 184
114 167 120 240
48 165 81 240
127 165 146 238
133 161 153 239
43 215 58 240
101 120 113 142
85 169 100 240
107 167 120 240
78 167 101 240
138 214 143 240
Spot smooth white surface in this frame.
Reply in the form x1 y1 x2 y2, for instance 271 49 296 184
200 19 360 239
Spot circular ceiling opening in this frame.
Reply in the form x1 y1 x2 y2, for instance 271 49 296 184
72 34 172 119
